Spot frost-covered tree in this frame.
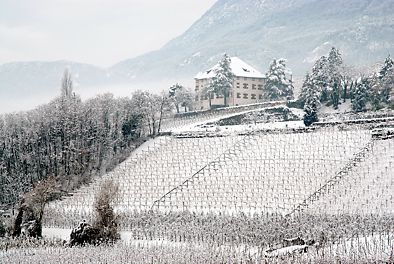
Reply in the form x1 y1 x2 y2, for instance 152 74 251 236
381 68 394 108
263 58 294 100
203 81 215 109
378 55 394 80
130 90 171 136
12 177 58 238
377 56 394 104
210 54 234 107
327 47 343 109
302 74 320 126
61 69 74 98
308 47 346 109
169 83 194 113
0 71 148 208
352 78 369 112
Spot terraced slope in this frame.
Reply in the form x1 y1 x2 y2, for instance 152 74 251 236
45 134 242 222
45 126 380 228
154 128 371 214
304 137 394 215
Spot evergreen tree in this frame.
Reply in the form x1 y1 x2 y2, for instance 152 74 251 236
210 54 234 107
309 47 345 108
203 81 215 109
263 58 294 100
327 47 343 108
352 78 368 112
311 56 329 102
381 67 394 108
302 74 320 126
368 74 382 110
378 55 394 80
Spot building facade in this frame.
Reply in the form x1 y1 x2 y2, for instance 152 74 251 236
194 57 266 110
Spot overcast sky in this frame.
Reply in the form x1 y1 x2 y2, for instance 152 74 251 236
0 0 216 67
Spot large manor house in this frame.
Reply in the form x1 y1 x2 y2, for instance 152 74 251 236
194 57 266 110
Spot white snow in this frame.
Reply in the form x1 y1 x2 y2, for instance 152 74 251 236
195 57 265 79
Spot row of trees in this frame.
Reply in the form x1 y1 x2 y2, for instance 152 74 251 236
300 48 394 125
0 70 177 210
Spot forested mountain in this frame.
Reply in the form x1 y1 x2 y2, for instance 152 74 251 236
112 0 394 81
1 0 393 112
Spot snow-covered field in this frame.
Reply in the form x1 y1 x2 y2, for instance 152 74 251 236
3 232 394 263
44 103 388 228
305 137 394 215
5 105 394 263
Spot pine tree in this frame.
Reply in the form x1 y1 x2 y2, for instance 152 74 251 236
263 58 294 100
352 78 368 112
309 47 345 108
379 55 394 80
327 47 343 108
210 54 234 107
381 67 394 108
302 74 320 126
311 56 329 102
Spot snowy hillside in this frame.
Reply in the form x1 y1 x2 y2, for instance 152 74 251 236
43 107 394 227
111 0 394 81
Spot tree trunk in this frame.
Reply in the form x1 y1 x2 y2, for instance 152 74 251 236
12 203 24 237
157 96 166 134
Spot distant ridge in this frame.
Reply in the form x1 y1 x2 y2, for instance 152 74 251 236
1 0 393 112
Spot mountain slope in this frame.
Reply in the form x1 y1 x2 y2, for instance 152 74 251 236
111 0 394 81
1 0 394 112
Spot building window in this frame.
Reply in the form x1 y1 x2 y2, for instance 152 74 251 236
204 95 208 100
251 94 256 99
252 84 256 90
237 82 240 85
195 95 199 101
243 83 248 89
259 94 263 99
237 93 241 98
258 84 263 90
200 95 205 100
243 93 248 99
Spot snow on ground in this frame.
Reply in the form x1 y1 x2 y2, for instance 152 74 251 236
319 100 352 115
169 106 304 134
43 227 72 241
194 120 305 134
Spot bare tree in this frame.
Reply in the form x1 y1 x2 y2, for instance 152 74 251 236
12 176 57 238
61 69 73 98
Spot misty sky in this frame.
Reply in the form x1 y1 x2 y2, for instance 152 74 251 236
0 0 216 67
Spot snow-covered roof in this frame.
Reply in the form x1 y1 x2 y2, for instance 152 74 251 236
195 57 265 79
